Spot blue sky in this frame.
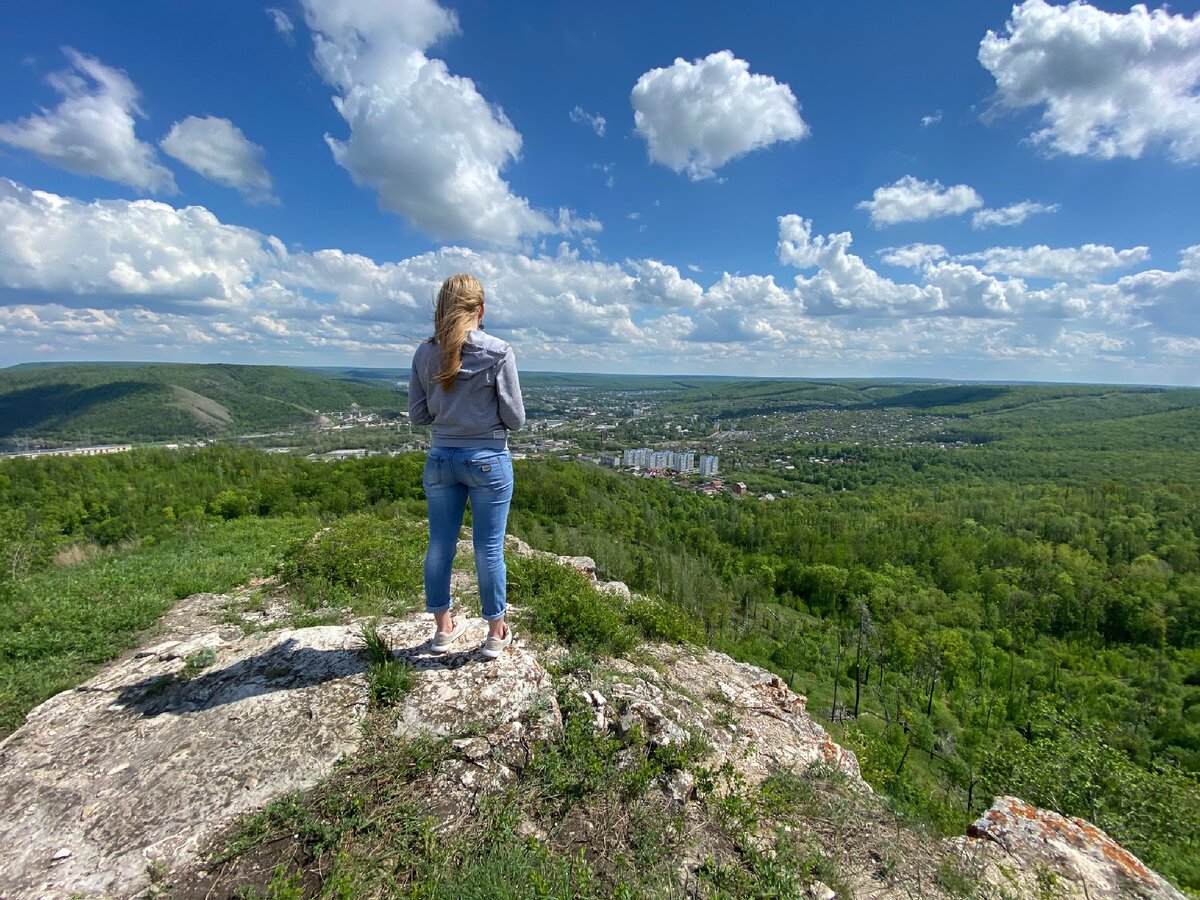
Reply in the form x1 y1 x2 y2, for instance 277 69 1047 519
1 0 1199 384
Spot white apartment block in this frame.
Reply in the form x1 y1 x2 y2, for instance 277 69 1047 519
621 447 709 474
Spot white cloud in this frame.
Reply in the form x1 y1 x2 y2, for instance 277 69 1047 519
880 243 948 269
0 49 175 193
1 180 1195 382
631 50 809 180
265 7 294 39
630 260 704 308
569 105 606 136
920 110 943 127
980 0 1200 162
958 244 1150 281
971 200 1059 229
778 215 944 314
300 0 554 246
0 178 272 311
857 176 982 227
161 116 276 203
554 207 602 235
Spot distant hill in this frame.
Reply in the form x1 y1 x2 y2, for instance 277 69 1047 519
0 363 405 445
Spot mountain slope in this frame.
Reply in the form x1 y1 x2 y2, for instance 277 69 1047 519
0 363 404 443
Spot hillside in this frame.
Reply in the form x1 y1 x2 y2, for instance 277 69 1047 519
0 363 405 445
0 529 1185 898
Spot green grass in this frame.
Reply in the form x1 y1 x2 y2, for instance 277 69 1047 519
0 516 318 735
507 552 701 656
204 674 875 898
206 679 707 898
360 621 417 707
280 511 426 618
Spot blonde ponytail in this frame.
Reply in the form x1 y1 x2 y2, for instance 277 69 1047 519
432 273 485 392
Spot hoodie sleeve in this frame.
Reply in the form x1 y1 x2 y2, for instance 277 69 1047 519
496 346 526 431
408 348 434 426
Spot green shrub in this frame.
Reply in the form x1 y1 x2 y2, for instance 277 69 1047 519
507 554 635 656
179 646 217 681
624 595 704 644
281 512 425 614
508 553 700 658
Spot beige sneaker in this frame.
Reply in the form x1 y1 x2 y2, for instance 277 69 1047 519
480 625 512 659
431 618 467 653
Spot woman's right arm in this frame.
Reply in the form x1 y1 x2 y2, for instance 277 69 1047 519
497 347 526 431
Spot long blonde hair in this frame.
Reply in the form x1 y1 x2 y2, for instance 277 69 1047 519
432 273 485 392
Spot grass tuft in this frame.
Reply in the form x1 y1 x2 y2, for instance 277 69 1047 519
359 621 416 707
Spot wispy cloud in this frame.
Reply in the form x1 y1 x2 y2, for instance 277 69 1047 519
569 105 606 136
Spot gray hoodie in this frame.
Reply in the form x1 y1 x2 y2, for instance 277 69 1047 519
408 329 526 449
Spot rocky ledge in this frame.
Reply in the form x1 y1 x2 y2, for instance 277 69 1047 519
0 552 1184 899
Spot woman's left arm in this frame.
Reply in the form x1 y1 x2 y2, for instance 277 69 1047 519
408 351 434 425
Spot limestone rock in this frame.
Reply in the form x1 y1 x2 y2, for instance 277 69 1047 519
382 615 558 744
0 597 556 899
958 796 1186 900
0 617 373 899
594 647 865 787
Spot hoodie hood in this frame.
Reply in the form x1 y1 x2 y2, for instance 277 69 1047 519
456 330 508 379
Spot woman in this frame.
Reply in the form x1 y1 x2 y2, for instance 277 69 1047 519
408 274 525 658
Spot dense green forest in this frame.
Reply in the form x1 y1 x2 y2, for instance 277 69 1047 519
1 392 1198 889
0 362 405 446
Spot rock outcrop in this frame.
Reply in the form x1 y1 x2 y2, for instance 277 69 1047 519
0 551 1184 899
957 796 1186 900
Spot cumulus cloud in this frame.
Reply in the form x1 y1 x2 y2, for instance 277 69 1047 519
958 243 1150 281
880 243 949 269
631 50 809 180
0 178 274 311
980 0 1200 161
1 179 1194 382
569 105 606 136
630 260 704 308
778 215 944 314
0 49 175 193
554 207 603 236
161 116 276 203
971 200 1059 229
857 176 982 227
300 0 555 246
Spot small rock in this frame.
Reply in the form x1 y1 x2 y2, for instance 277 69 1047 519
665 769 694 803
452 737 491 763
516 818 546 840
617 699 687 748
50 849 70 862
598 581 632 600
807 881 835 900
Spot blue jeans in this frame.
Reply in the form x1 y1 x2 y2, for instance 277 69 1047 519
422 447 514 621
